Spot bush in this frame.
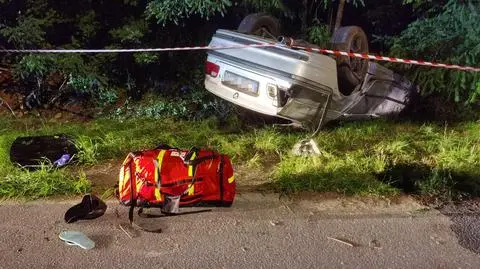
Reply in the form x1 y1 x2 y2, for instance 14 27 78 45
390 0 480 104
306 24 331 47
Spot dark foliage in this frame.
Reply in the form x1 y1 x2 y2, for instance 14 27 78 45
0 0 478 118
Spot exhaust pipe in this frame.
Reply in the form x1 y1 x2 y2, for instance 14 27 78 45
277 36 294 47
277 36 320 49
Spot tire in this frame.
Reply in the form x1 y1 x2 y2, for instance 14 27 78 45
237 13 281 39
330 26 369 96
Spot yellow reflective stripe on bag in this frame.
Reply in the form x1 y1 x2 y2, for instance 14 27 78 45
186 184 195 196
154 150 167 201
134 158 143 193
186 152 197 195
187 152 197 177
119 153 134 198
119 166 131 198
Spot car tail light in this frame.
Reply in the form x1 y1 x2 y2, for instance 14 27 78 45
205 61 220 78
267 83 279 106
267 84 277 98
267 83 290 107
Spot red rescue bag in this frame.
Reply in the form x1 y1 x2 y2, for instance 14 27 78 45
117 145 235 231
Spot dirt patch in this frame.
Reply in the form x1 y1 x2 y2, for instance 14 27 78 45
440 198 480 214
0 88 95 121
0 90 22 114
0 67 13 86
83 160 121 193
234 163 276 192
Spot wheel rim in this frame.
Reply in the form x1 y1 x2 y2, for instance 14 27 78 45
252 27 276 39
349 35 368 80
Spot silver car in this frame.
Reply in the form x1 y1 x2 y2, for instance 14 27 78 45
204 22 417 131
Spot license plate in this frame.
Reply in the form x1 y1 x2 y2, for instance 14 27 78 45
222 71 259 96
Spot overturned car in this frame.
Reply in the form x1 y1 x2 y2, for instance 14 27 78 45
204 16 417 131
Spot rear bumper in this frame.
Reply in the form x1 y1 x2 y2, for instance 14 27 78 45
205 76 279 116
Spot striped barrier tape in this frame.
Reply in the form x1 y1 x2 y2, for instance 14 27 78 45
290 46 480 72
0 44 479 72
0 44 276 53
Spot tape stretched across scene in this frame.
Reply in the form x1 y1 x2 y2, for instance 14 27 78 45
0 44 478 72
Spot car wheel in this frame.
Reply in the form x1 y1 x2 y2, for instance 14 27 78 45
237 13 281 39
330 26 369 96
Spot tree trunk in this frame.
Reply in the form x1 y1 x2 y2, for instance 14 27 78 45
327 1 335 34
334 0 346 32
301 0 309 34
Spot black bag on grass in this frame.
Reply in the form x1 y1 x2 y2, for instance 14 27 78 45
9 134 77 169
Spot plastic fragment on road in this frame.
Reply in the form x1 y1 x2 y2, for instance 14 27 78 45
59 231 95 250
327 236 356 247
269 220 284 226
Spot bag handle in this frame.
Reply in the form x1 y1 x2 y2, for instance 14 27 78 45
182 147 199 163
178 148 218 197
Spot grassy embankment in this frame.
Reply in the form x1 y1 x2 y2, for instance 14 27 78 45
1 115 480 202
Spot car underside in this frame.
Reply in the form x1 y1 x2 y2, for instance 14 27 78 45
204 15 418 131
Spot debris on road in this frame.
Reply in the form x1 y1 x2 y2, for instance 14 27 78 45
59 231 95 250
327 236 356 247
64 194 107 223
280 202 294 214
369 239 382 249
118 224 134 239
269 220 284 226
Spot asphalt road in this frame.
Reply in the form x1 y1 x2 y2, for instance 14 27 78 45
1 193 479 269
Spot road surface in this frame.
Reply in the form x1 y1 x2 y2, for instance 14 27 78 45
1 193 479 269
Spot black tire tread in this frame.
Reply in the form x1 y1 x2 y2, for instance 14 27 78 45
330 26 369 95
237 13 281 38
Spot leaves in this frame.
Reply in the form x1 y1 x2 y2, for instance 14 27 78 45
0 16 47 48
242 0 285 12
145 0 232 25
391 0 480 104
76 10 100 42
1 0 478 116
110 19 148 45
306 24 331 47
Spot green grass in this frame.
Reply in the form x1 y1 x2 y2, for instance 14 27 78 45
0 165 90 199
1 115 480 201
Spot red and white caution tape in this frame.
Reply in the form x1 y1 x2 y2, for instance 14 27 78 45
1 43 479 72
291 46 480 72
0 44 276 54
